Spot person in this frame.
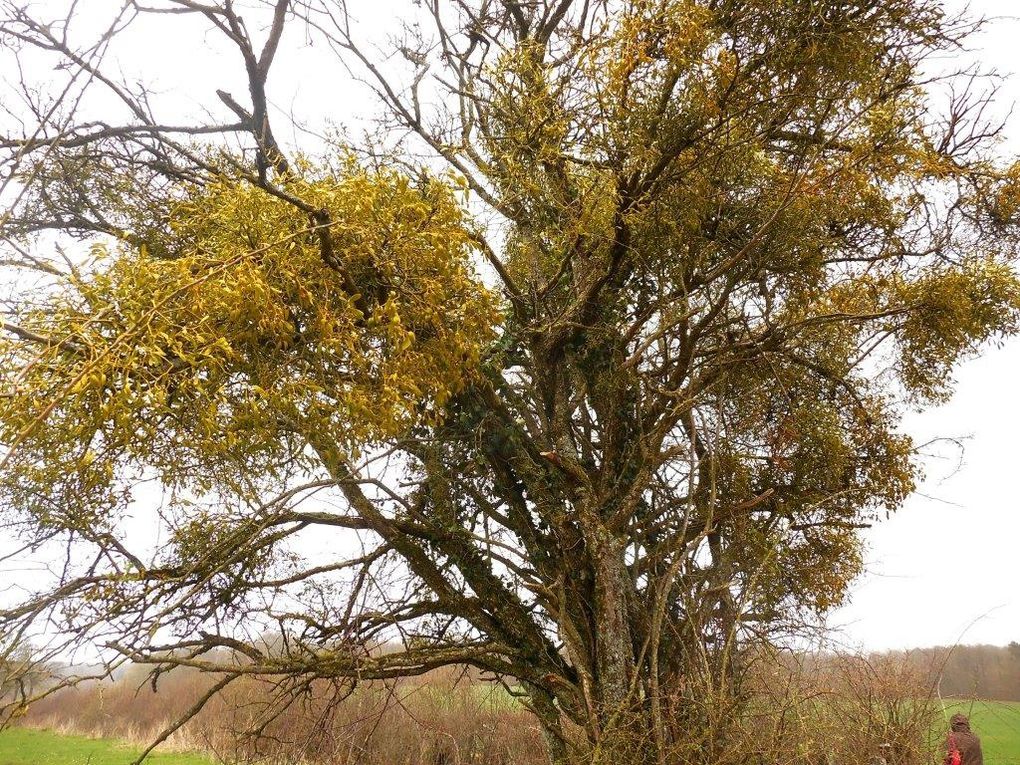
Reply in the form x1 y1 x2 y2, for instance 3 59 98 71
945 712 983 765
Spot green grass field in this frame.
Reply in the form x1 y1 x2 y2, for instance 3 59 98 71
942 700 1020 764
0 728 209 765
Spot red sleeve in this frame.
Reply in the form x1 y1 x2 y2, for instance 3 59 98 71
944 733 957 765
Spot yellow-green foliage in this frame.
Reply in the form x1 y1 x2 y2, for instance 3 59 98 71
895 258 1020 401
469 0 1020 616
0 164 499 526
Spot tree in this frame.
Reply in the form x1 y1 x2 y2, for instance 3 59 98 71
1 1 1019 762
0 644 43 709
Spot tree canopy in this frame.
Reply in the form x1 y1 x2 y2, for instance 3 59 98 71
1 1 1019 763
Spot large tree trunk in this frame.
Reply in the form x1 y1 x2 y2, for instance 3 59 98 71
593 541 634 713
586 534 649 764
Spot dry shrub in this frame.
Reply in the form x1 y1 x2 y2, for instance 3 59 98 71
577 648 944 765
24 666 548 765
21 650 944 765
815 652 943 765
196 672 547 765
687 649 944 765
24 665 212 748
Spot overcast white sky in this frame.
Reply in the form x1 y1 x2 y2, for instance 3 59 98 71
833 336 1020 650
3 0 1019 653
829 0 1020 651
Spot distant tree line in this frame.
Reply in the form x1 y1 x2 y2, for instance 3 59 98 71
875 644 1020 702
0 647 48 708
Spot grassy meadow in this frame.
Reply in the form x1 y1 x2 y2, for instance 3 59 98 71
0 728 209 765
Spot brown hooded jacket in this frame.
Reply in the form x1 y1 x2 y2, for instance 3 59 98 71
945 713 983 765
